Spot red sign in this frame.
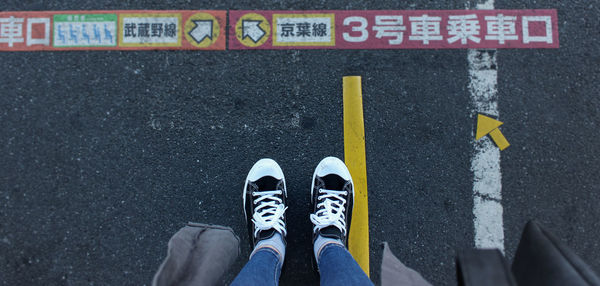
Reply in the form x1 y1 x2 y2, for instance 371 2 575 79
0 10 559 51
229 10 559 49
0 10 226 51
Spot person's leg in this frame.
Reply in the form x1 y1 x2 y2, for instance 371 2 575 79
232 158 288 286
309 157 374 286
231 246 282 286
317 242 374 286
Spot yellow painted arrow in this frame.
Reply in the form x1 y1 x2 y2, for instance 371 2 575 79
476 114 510 150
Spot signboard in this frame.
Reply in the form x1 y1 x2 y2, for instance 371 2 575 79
0 9 559 51
0 10 226 51
229 10 559 49
119 13 182 47
53 14 117 48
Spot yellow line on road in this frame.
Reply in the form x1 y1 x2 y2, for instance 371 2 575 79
343 76 370 276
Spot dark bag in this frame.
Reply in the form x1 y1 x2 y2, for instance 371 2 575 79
152 223 240 286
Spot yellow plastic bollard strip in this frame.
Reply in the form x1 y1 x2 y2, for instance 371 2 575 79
343 76 370 276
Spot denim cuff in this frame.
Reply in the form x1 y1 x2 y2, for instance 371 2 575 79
252 246 284 270
317 242 346 265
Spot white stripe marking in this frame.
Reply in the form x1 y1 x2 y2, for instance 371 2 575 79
469 0 505 252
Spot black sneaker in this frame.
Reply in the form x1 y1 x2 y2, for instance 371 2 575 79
310 157 354 247
243 158 288 249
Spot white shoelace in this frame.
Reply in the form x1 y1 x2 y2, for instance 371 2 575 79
310 189 348 235
251 190 287 238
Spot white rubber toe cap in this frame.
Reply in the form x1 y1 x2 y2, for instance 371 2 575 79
314 156 352 181
246 158 285 182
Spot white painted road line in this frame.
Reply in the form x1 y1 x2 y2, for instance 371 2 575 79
469 0 505 252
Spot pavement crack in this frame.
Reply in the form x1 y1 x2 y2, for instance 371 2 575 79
474 193 502 203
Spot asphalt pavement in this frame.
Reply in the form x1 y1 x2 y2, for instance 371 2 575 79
1 0 599 285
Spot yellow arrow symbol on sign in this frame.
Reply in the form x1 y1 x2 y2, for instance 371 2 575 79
476 114 510 150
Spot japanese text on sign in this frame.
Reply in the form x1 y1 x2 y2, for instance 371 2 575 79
0 10 226 51
120 14 181 47
0 9 558 51
229 10 559 50
0 16 50 47
272 14 335 46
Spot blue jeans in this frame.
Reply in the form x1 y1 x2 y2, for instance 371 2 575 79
231 244 373 286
